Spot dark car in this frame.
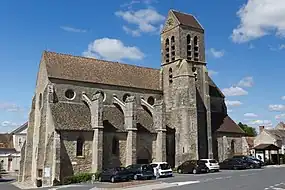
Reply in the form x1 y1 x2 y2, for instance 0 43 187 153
126 164 155 180
232 155 262 168
98 167 132 183
177 160 209 174
219 158 248 170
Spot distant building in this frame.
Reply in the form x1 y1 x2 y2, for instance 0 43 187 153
0 122 27 172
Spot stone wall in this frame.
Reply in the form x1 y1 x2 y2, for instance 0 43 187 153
60 131 93 178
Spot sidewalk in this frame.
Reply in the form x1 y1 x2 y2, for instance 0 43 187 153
265 164 285 168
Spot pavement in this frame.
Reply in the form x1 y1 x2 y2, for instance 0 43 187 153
1 166 285 190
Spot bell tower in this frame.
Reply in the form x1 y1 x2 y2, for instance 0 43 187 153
161 10 212 166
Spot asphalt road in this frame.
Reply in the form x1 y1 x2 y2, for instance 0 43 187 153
1 167 285 190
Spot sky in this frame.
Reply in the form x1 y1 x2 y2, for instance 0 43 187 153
0 0 285 133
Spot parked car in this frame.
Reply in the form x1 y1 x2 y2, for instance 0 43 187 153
150 162 173 178
126 164 155 180
176 160 209 174
219 158 248 170
232 155 262 168
200 159 220 172
98 167 132 183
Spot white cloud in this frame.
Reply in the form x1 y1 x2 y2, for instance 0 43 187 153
0 102 24 112
231 0 285 43
208 70 218 77
244 113 258 117
123 26 141 37
248 120 272 126
83 38 144 61
281 96 285 100
238 76 254 87
269 104 285 112
115 8 165 36
209 48 225 58
225 100 243 107
222 86 248 96
228 109 233 113
1 121 18 127
275 113 285 120
60 26 87 33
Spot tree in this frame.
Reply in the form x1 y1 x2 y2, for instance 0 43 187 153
238 122 257 137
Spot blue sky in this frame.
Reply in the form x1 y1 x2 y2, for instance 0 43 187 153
0 0 285 133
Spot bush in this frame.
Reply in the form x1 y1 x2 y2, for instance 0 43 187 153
63 173 93 185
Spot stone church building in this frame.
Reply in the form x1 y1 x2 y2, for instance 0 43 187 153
18 10 246 186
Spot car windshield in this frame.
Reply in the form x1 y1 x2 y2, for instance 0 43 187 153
160 163 171 170
209 159 217 163
142 165 153 171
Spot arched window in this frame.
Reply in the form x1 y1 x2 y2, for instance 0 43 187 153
187 34 192 60
165 38 170 63
112 137 119 155
169 67 173 85
194 36 199 61
76 137 84 157
171 36 175 61
230 139 235 156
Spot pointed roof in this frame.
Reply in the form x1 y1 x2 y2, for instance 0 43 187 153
217 116 246 134
171 10 204 31
10 122 28 134
43 51 161 91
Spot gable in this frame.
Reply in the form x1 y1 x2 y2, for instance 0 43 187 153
161 10 180 33
43 51 161 91
254 130 276 146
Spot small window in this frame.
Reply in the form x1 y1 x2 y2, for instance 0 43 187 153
76 137 84 157
165 38 170 63
38 169 43 178
65 89 76 100
95 91 106 101
123 93 131 102
169 68 173 85
38 93 43 109
147 96 155 105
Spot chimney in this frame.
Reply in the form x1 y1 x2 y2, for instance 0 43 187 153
259 126 265 133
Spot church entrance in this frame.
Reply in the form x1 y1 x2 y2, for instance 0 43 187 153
136 147 151 164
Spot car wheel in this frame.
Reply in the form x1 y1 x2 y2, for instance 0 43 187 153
111 176 115 183
233 166 237 170
134 175 138 180
177 169 182 174
206 168 210 173
193 168 197 174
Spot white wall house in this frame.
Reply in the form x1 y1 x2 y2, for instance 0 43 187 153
0 122 27 172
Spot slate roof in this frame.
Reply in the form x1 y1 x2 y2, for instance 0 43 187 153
171 10 204 31
10 122 28 134
208 75 225 98
216 116 246 134
265 129 285 140
0 134 14 148
43 51 161 91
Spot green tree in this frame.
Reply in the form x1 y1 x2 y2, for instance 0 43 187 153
238 122 257 137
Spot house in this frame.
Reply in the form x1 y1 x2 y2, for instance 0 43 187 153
19 9 246 187
0 122 28 173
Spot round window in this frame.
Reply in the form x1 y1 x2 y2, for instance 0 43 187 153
65 89 75 100
95 91 106 102
147 96 155 105
123 93 131 102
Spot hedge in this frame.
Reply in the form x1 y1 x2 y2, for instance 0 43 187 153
62 171 101 185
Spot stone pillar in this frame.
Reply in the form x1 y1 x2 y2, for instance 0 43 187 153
52 131 61 184
91 93 104 172
222 136 228 161
154 100 166 162
125 96 137 166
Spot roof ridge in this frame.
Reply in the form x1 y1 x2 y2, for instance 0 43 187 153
170 9 195 17
44 51 160 71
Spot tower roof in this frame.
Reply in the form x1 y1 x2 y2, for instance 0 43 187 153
171 10 204 31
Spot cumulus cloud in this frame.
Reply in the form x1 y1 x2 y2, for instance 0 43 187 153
225 100 243 107
268 104 285 112
248 120 272 126
238 76 254 88
82 38 144 61
0 102 25 112
244 113 258 117
231 0 285 43
222 86 248 97
275 113 285 120
60 26 87 33
115 8 165 36
209 48 225 58
208 70 218 77
1 121 19 127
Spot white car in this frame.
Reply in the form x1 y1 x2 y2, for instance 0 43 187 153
200 159 220 172
150 162 173 178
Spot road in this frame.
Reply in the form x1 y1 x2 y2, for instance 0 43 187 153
1 167 285 190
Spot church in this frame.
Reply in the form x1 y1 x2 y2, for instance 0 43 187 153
18 9 247 186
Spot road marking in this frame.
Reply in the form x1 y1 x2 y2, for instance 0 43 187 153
204 178 214 182
215 177 223 180
170 181 200 186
